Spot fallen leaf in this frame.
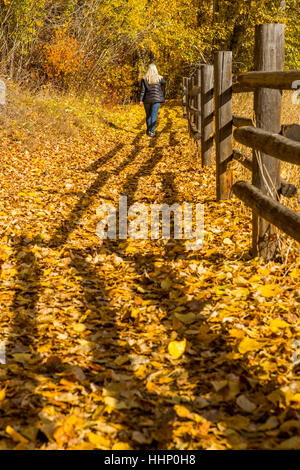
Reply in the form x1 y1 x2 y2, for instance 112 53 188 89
174 405 191 418
278 436 300 450
168 338 186 359
174 312 196 324
269 319 290 333
236 395 257 413
6 426 28 444
112 442 132 450
88 432 110 449
257 285 281 298
238 337 263 354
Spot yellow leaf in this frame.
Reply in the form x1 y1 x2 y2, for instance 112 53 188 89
0 389 5 401
174 405 191 418
228 328 245 339
146 381 158 393
43 268 52 276
269 319 289 333
168 338 186 359
53 426 72 446
114 355 129 366
64 415 84 428
287 393 300 404
257 284 281 297
290 268 300 279
13 442 30 450
6 426 28 444
261 360 277 373
238 337 263 354
104 396 128 410
72 323 86 332
135 364 147 379
125 244 137 253
69 443 95 450
258 267 270 276
249 274 262 282
130 308 140 319
231 287 250 298
112 442 132 450
223 237 233 245
88 432 110 449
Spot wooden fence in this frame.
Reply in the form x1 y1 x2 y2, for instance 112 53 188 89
182 23 300 259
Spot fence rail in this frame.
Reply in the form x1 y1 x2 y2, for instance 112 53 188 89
232 115 254 128
234 126 300 166
182 23 299 259
232 181 300 244
234 70 300 90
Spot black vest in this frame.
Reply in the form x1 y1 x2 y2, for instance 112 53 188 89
139 78 166 103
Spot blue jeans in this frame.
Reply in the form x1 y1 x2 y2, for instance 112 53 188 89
144 102 160 133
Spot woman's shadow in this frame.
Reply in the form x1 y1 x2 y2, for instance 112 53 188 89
2 103 296 449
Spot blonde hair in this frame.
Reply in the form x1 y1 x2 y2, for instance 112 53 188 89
144 63 163 85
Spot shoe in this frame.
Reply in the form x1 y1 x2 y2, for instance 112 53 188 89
149 132 156 137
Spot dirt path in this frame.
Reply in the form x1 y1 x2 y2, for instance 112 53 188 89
0 102 299 450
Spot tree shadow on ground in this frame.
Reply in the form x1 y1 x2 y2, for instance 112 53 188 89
1 103 297 450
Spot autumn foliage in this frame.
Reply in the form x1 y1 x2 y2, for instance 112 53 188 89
44 28 84 83
0 0 298 101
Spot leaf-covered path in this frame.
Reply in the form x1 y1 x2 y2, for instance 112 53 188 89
0 101 299 450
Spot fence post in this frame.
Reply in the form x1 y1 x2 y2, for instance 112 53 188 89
214 51 233 200
0 81 6 111
190 74 195 128
201 65 214 167
182 77 188 118
196 67 202 137
252 23 285 259
186 77 191 136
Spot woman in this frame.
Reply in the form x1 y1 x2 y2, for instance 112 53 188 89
139 64 166 137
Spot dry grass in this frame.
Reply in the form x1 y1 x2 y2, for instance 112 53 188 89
1 82 111 153
231 91 300 261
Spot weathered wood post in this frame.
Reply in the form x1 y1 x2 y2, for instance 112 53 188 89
252 23 285 259
201 65 214 167
0 81 6 111
182 77 188 118
186 77 191 136
190 74 195 128
214 51 233 199
196 67 202 137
